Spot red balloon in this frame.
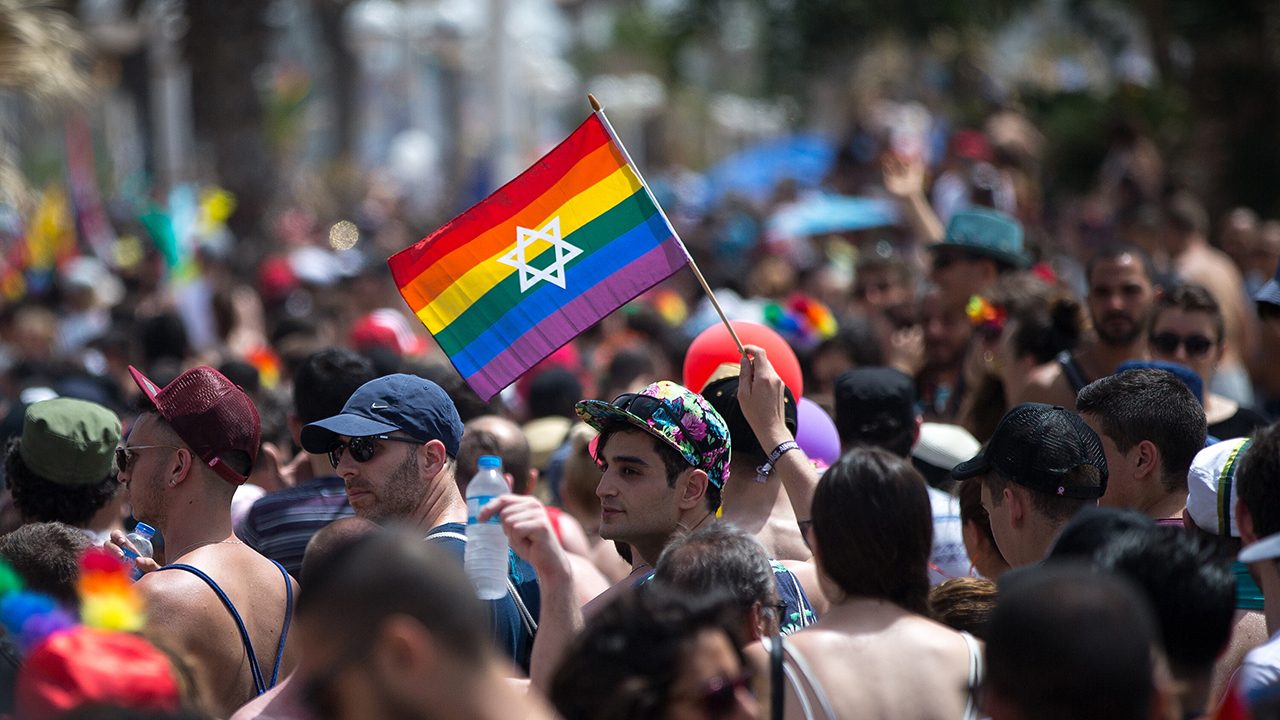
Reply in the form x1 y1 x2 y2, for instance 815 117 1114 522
684 321 804 398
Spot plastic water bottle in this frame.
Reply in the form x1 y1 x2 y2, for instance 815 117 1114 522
121 522 156 581
465 456 509 599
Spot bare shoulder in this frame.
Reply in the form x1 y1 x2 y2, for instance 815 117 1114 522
1017 362 1074 407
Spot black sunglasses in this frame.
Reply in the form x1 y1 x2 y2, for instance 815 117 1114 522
610 392 666 420
327 435 424 469
684 670 754 718
932 251 979 271
1149 332 1215 358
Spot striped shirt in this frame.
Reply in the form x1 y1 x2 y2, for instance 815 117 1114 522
236 475 355 578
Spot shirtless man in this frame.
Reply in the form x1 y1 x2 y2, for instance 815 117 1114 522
1165 192 1257 406
1019 244 1157 407
115 366 296 717
701 371 811 562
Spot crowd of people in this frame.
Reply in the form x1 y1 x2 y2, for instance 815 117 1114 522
5 104 1280 720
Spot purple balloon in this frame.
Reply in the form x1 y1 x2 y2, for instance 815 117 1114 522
796 398 841 467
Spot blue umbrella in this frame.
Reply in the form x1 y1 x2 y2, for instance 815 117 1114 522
707 134 835 204
767 194 899 238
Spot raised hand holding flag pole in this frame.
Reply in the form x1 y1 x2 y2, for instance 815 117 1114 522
388 94 745 400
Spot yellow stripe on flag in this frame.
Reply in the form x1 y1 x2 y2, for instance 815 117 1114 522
414 164 644 333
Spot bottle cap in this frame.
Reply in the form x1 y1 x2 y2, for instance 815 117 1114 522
134 522 156 538
478 455 502 470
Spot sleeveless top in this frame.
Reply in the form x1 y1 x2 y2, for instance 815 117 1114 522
638 561 818 636
156 559 292 696
769 631 982 720
1056 350 1089 394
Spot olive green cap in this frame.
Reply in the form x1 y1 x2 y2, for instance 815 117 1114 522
19 398 121 486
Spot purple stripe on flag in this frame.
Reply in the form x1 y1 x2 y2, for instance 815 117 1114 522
464 239 688 400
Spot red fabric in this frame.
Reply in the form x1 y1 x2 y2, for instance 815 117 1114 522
129 365 260 486
545 505 566 546
17 628 181 719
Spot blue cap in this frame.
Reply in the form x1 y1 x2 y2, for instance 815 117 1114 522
933 208 1028 269
1114 360 1203 405
1256 258 1280 308
478 455 501 470
301 374 464 457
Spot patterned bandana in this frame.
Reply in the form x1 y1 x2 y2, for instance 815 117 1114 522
576 380 732 488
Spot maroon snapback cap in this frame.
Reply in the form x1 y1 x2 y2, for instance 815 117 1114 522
128 365 260 486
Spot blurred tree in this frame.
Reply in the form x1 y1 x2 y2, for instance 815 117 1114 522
184 1 271 241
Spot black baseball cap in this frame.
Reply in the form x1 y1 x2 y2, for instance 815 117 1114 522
701 374 797 461
952 403 1108 499
832 367 916 443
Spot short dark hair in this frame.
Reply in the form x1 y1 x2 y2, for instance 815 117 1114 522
597 425 721 513
1046 507 1155 561
292 349 377 426
3 439 118 526
1150 283 1225 345
986 564 1157 720
0 521 90 606
550 587 743 720
456 421 533 495
811 448 932 615
993 277 1084 364
981 467 1093 523
1237 423 1280 538
1094 526 1234 677
1076 369 1207 494
1085 243 1158 287
296 528 489 669
655 524 779 627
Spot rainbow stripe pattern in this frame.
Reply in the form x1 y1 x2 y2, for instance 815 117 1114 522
389 113 689 399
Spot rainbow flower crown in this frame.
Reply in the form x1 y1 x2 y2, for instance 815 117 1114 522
966 295 1007 335
0 547 145 653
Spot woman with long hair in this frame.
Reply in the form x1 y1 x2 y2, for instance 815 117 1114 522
770 448 982 719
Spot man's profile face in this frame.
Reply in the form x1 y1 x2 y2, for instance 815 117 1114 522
980 477 1017 567
117 413 176 525
595 430 684 548
1087 255 1155 347
333 434 424 523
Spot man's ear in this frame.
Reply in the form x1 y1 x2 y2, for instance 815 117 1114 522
1005 486 1025 528
1133 440 1158 480
374 616 438 694
419 439 449 477
1239 499 1259 545
678 469 709 511
168 447 193 487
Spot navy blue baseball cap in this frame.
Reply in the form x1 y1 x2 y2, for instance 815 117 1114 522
301 374 464 457
1256 259 1280 309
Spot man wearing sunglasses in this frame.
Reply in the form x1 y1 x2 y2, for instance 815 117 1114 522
114 365 296 718
300 373 540 674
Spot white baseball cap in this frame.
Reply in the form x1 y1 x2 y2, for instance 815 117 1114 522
1186 437 1252 538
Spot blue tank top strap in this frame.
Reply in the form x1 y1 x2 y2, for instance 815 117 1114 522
157 560 294 696
268 559 293 688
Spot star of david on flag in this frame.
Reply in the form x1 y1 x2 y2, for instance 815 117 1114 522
498 217 583 292
388 111 691 400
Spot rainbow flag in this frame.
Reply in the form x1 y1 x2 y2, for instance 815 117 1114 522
389 112 690 400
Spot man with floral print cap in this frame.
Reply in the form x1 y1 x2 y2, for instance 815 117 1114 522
575 378 819 631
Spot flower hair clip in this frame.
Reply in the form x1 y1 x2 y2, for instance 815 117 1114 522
966 295 1007 335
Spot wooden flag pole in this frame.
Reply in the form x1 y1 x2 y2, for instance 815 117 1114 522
587 93 747 358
